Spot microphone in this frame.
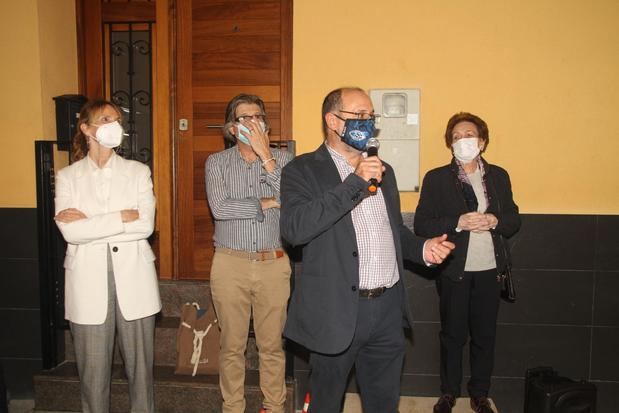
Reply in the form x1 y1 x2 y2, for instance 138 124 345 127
365 138 380 194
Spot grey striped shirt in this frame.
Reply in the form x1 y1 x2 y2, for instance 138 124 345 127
205 146 293 251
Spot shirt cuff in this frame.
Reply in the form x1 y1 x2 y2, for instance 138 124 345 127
250 197 265 223
264 163 282 179
422 240 434 267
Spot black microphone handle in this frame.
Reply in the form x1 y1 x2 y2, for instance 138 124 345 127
367 177 378 193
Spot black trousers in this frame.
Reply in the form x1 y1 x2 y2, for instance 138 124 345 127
308 284 405 413
438 269 501 398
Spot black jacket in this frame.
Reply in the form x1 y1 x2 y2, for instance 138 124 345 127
414 158 520 281
280 144 426 354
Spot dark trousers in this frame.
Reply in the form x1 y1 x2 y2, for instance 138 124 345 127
308 284 405 413
438 269 501 398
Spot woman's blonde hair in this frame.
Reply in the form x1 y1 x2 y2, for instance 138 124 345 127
72 99 122 161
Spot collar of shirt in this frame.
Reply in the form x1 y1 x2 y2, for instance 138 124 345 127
86 152 115 177
234 144 260 165
87 153 115 208
325 142 357 174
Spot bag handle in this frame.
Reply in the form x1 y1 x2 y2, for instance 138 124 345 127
491 175 517 302
490 173 512 269
190 323 214 376
179 301 218 376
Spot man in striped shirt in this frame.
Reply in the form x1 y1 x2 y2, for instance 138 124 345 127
205 94 293 413
281 87 454 412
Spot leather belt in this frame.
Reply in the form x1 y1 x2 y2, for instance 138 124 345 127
358 286 387 299
216 247 285 261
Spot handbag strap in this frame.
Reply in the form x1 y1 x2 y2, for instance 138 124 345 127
489 170 512 268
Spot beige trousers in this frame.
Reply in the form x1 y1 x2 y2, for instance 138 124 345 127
210 251 291 413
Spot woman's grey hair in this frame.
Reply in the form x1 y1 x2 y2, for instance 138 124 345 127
222 94 270 144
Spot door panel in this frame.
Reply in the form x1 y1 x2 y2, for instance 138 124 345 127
175 0 292 280
76 0 173 279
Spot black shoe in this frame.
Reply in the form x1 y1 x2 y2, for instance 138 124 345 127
470 396 495 413
433 394 456 413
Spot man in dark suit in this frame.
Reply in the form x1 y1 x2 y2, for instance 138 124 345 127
280 87 455 412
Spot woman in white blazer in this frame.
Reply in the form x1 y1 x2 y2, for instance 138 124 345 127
54 99 161 413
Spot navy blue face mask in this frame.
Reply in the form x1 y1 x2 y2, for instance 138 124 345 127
339 118 376 150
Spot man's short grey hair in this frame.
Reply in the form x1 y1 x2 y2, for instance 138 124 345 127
223 94 270 143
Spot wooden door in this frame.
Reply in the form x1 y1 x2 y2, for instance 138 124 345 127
175 0 292 279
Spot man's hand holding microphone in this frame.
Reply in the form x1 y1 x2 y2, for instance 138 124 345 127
354 137 384 194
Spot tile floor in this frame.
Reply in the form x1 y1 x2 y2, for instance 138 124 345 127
9 394 498 412
343 393 498 412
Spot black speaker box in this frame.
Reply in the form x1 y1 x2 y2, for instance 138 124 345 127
53 94 87 151
525 367 596 413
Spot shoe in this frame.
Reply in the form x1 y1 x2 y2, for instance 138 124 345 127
470 396 495 413
433 394 456 413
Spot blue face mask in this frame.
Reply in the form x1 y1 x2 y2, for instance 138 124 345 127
339 118 375 150
236 123 251 145
236 121 266 145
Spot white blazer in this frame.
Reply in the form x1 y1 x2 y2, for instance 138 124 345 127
55 153 161 325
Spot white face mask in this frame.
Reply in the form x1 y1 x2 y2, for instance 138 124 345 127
452 137 481 163
94 121 124 148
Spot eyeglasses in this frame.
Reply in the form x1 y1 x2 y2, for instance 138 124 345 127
235 114 266 123
335 110 379 122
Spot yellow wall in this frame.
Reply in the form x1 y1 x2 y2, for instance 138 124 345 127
293 0 619 214
2 1 617 214
0 0 76 208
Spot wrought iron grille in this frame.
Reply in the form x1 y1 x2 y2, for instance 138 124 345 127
106 22 153 167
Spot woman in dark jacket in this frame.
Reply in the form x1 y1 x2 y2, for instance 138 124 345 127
415 112 520 413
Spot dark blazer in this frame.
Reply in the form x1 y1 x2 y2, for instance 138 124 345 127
280 144 426 354
414 158 520 281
